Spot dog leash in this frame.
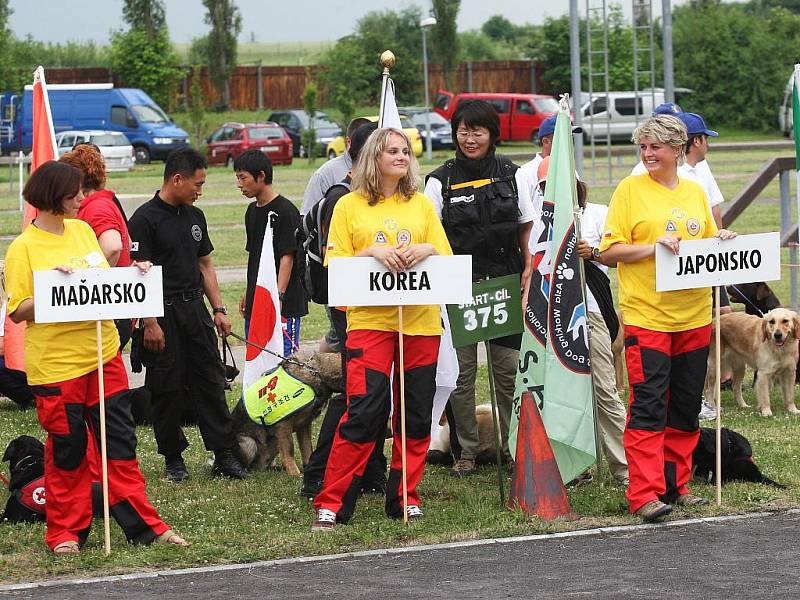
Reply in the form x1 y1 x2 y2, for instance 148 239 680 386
727 284 765 317
227 331 322 377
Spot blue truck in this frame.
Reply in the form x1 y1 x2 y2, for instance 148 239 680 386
0 83 189 163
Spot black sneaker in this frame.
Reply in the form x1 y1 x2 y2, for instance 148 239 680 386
165 456 189 483
212 449 248 480
299 480 322 500
361 478 386 495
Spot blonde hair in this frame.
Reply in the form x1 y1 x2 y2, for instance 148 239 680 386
632 115 688 164
351 128 419 206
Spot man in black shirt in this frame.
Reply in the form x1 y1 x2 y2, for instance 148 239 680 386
128 148 247 482
235 150 308 350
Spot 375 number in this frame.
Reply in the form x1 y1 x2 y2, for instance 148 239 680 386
463 302 508 331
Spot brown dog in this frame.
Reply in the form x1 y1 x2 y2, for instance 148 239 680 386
231 351 344 476
428 404 498 464
706 308 800 417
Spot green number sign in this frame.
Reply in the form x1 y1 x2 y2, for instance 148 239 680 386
447 274 523 347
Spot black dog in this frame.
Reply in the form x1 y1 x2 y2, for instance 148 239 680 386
726 282 781 316
1 435 46 523
693 427 785 488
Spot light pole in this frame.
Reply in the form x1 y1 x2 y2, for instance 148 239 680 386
420 16 437 163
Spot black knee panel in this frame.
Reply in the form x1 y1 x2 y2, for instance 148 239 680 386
53 403 88 471
339 369 391 444
402 363 436 439
89 391 137 461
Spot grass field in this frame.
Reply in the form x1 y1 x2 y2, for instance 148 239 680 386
1 135 800 583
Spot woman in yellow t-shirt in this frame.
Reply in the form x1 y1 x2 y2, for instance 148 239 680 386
5 161 187 553
312 128 452 530
599 116 736 523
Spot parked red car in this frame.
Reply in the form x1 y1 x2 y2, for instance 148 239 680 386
206 122 293 166
433 91 559 143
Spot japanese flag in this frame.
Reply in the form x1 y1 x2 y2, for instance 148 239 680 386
243 221 284 391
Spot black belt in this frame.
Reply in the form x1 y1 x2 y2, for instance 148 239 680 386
164 288 203 304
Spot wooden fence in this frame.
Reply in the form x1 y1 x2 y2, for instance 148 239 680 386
42 60 546 111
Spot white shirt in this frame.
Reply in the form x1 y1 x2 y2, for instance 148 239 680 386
630 159 724 208
516 153 545 209
423 167 537 224
578 203 608 315
300 153 352 215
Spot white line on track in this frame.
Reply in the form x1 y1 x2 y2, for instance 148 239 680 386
2 508 797 592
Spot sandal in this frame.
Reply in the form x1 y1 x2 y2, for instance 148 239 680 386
155 529 190 547
53 540 80 555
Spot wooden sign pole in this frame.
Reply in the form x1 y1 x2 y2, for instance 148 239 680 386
96 320 111 555
398 306 409 526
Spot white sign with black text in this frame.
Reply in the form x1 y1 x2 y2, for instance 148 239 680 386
655 232 780 292
33 266 164 323
328 256 473 306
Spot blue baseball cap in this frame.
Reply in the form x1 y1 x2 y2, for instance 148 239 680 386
678 112 719 137
653 102 682 115
537 115 583 140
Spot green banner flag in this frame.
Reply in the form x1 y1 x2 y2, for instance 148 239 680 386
446 275 523 348
508 99 596 484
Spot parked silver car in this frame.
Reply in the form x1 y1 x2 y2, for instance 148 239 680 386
55 130 136 172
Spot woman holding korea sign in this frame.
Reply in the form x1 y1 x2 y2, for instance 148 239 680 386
4 161 186 553
311 128 452 530
598 115 736 523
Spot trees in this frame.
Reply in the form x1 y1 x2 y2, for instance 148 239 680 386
122 0 166 39
110 0 178 108
673 2 800 130
430 0 460 90
321 7 424 110
197 0 242 110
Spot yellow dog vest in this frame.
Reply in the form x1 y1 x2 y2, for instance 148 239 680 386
243 365 317 426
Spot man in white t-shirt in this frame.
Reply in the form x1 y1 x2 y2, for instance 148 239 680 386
517 115 583 213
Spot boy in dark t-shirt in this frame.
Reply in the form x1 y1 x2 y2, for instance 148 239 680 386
234 150 308 356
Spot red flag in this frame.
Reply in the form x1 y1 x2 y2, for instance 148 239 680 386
5 67 58 371
242 220 284 390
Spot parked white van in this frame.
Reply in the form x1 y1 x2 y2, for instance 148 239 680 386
581 88 690 142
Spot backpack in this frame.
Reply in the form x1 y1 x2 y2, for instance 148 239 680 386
300 180 351 305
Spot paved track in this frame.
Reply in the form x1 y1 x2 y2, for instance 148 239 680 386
2 511 798 599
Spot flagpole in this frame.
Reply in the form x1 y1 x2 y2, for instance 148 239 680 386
485 341 507 506
398 306 409 526
379 50 409 525
574 204 604 484
378 51 395 128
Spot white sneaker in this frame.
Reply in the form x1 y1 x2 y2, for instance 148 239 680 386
699 399 717 421
311 508 337 531
406 505 424 521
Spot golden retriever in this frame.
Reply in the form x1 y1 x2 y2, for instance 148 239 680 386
705 308 800 417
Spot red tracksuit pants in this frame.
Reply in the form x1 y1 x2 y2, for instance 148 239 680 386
314 330 439 523
623 324 711 513
32 353 169 550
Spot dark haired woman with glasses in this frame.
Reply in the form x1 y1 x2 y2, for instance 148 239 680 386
423 99 537 477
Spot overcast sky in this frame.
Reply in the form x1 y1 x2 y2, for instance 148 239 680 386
8 0 687 44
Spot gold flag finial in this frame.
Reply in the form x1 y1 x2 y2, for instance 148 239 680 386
380 50 396 73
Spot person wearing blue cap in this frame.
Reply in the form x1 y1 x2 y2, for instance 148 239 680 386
652 102 682 115
517 115 583 220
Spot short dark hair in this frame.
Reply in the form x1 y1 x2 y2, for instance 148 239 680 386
452 99 501 147
347 117 371 138
164 148 207 181
685 134 705 155
348 122 379 164
233 149 273 184
22 161 82 215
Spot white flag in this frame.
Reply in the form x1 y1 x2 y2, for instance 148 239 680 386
243 222 284 390
379 78 403 129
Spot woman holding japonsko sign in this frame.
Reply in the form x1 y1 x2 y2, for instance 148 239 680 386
598 115 736 523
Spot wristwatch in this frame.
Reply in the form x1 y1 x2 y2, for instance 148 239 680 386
591 247 602 260
213 306 228 315
278 291 286 303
